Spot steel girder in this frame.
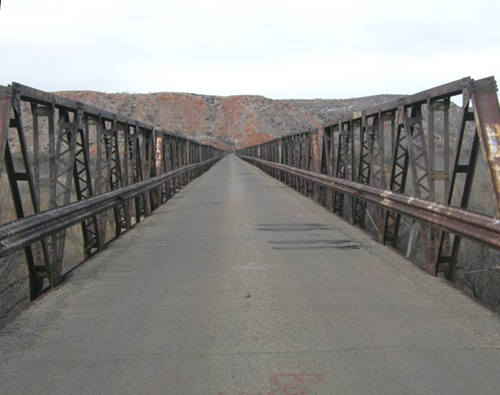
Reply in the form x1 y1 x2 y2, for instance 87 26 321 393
0 83 223 299
238 76 500 283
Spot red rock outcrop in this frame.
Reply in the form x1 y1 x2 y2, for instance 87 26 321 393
58 91 401 150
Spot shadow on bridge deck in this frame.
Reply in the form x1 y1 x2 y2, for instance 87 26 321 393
1 154 499 394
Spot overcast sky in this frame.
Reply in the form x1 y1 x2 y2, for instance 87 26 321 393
0 0 499 99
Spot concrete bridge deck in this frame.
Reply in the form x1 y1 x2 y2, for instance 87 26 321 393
1 155 499 394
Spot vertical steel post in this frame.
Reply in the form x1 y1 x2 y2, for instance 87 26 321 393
0 86 10 177
472 77 500 215
310 129 321 201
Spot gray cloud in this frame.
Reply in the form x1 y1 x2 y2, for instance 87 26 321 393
0 0 498 98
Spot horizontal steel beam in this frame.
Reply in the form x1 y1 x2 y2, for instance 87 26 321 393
255 76 494 146
0 157 219 257
10 82 215 148
329 76 474 123
238 155 500 250
12 82 153 131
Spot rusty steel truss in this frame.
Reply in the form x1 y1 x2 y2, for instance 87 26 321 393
0 83 223 299
238 76 500 283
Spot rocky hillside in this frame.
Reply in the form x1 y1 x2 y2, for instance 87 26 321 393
57 91 401 150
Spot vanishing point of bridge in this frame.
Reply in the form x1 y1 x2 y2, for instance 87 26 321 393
0 78 499 394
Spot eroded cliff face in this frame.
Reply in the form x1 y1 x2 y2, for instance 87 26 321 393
57 90 401 150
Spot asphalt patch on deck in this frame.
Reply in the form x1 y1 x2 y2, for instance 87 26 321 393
256 223 332 232
268 238 361 250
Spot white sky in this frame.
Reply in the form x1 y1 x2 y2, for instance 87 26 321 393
0 0 499 99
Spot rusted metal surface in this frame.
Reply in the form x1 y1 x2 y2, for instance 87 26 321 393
472 77 500 214
238 76 500 283
0 83 223 299
0 86 9 175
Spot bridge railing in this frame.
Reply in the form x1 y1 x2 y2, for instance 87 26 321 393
0 83 223 300
238 76 500 288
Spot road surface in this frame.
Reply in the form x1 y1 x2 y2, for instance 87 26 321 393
1 155 499 394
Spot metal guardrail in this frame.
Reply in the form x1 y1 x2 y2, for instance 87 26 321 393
0 157 219 256
238 76 500 283
0 82 223 299
239 155 500 249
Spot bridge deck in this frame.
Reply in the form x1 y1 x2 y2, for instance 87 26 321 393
1 155 499 394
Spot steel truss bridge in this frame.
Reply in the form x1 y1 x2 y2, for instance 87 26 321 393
238 76 500 283
0 82 223 299
0 77 499 394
